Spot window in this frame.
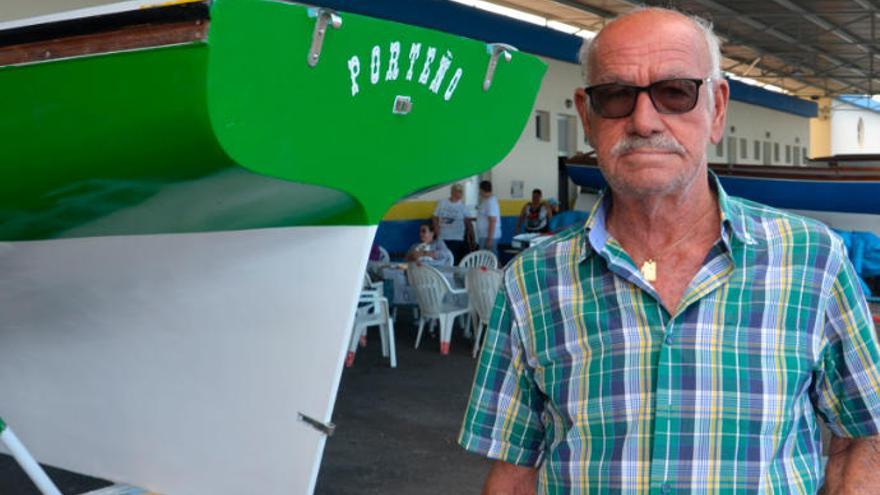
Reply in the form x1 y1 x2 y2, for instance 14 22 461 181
785 145 791 164
774 142 780 162
754 140 761 160
716 139 724 157
535 110 550 141
557 115 578 156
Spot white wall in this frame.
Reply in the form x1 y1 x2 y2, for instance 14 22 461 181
712 101 811 166
410 56 590 205
831 101 880 155
488 56 591 203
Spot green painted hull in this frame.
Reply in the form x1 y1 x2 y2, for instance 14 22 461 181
0 0 546 241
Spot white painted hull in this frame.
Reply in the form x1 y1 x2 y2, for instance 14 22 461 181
0 225 376 494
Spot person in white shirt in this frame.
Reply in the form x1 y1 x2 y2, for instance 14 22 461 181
432 183 470 264
475 180 501 255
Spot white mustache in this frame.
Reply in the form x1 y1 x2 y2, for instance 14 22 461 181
610 134 686 156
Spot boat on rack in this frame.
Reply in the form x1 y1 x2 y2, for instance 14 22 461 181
564 153 880 235
0 1 545 493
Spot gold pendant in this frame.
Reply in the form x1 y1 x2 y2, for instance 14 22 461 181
640 259 657 282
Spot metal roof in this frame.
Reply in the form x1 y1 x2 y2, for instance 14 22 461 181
491 0 880 97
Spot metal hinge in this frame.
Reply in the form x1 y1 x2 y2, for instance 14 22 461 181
307 8 343 68
298 412 336 436
483 43 517 91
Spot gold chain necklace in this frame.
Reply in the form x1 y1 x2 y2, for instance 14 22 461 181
628 207 716 283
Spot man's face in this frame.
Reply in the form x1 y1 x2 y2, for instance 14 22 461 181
451 188 463 201
574 11 729 198
531 191 542 204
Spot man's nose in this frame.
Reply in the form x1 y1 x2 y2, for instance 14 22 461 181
625 91 664 136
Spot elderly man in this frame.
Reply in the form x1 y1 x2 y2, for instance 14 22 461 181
433 183 471 263
459 7 880 495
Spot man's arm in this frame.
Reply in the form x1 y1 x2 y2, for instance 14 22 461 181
465 217 476 248
432 215 441 238
482 460 537 495
823 435 880 494
514 205 526 234
486 216 497 248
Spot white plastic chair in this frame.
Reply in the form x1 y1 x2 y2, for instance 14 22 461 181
466 268 503 358
378 245 390 262
408 263 470 355
459 249 498 269
346 277 396 368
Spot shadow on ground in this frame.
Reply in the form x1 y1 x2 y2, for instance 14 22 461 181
315 309 492 495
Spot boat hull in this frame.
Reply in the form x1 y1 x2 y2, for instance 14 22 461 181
566 163 880 234
0 225 374 494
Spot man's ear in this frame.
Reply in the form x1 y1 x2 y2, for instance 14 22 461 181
575 87 592 143
709 79 730 144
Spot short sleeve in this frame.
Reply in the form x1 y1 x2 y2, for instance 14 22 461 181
812 255 880 438
458 281 546 466
491 198 501 218
433 199 443 217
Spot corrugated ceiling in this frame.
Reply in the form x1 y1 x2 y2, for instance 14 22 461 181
491 0 880 97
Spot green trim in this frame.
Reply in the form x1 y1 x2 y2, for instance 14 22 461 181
0 416 6 433
0 0 545 240
208 0 545 224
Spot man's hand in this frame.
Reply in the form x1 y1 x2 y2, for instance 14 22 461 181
823 435 880 494
482 460 537 495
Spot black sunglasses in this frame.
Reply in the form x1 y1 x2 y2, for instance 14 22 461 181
584 78 709 119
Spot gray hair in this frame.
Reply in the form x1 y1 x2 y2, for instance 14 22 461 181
578 7 722 109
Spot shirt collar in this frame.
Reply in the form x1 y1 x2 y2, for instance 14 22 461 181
713 171 758 248
578 171 757 263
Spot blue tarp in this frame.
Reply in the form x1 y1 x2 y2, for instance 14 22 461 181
834 230 880 297
549 210 589 233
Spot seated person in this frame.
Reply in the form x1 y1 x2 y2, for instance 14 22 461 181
515 188 553 234
405 223 454 267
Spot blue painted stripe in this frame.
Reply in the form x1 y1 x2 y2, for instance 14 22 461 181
838 95 880 115
728 79 818 118
566 165 880 214
311 0 818 118
308 0 582 63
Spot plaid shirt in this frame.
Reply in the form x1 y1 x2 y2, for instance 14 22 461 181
459 177 880 494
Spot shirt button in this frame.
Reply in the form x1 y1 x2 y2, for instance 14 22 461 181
665 334 674 345
661 482 671 494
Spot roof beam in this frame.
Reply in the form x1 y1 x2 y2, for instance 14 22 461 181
692 0 868 76
769 0 876 63
544 0 618 20
850 0 880 17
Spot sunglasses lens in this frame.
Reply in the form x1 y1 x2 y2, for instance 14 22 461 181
650 79 699 114
587 79 702 118
590 85 637 118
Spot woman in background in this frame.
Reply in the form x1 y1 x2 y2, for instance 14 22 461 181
406 223 454 267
